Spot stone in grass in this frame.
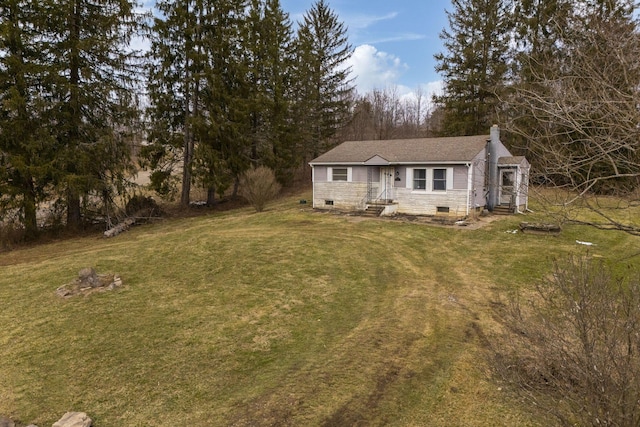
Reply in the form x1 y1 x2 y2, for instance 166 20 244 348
0 415 15 427
52 412 92 427
78 267 100 288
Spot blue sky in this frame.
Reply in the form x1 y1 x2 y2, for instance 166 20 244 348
282 0 450 97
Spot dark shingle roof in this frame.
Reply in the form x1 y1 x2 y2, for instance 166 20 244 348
310 135 489 165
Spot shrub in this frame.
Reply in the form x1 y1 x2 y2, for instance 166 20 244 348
239 166 281 212
493 256 640 426
0 220 24 251
125 195 162 218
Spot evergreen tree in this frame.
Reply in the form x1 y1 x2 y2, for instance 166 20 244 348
244 0 297 183
293 0 354 164
146 0 205 206
512 0 571 58
147 0 250 205
434 0 512 136
504 0 572 154
0 0 54 239
192 0 249 205
42 0 142 228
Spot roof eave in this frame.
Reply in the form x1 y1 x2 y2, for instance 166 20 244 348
309 160 474 166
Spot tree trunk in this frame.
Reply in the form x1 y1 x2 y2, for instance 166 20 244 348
207 186 216 206
180 1 194 207
22 175 38 240
66 0 82 230
232 177 239 198
181 124 193 207
180 74 193 206
67 188 82 230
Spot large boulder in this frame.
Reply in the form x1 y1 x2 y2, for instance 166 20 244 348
52 412 92 427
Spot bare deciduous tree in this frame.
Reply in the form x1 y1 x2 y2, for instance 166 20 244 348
493 256 640 426
239 166 281 212
504 14 640 235
339 86 434 141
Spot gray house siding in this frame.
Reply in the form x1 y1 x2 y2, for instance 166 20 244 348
453 166 468 190
394 166 407 188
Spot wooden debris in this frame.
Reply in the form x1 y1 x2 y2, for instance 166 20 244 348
519 222 562 235
104 217 135 238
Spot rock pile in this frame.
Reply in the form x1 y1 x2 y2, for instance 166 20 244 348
55 267 123 298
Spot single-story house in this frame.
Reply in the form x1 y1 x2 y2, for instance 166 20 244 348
309 125 529 217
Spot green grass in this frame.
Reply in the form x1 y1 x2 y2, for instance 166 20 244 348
0 192 637 426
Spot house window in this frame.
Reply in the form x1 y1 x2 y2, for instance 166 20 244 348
413 169 426 190
332 168 348 181
433 168 447 191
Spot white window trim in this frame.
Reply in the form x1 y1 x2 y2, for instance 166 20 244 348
406 167 454 192
328 166 352 182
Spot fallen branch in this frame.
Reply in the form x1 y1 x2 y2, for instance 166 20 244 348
103 217 135 238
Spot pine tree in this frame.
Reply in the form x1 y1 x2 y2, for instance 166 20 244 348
0 0 54 239
244 0 296 183
434 0 512 136
146 0 204 206
42 0 142 229
192 0 250 205
504 0 572 154
147 0 251 205
293 0 354 164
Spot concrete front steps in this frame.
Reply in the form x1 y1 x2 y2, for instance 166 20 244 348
492 205 516 215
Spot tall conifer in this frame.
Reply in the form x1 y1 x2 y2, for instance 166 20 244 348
43 0 142 228
293 0 354 164
434 0 511 136
0 0 53 239
245 0 296 183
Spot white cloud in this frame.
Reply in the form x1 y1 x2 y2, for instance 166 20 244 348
347 44 408 93
420 80 444 99
365 33 426 44
346 12 398 30
347 45 442 99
